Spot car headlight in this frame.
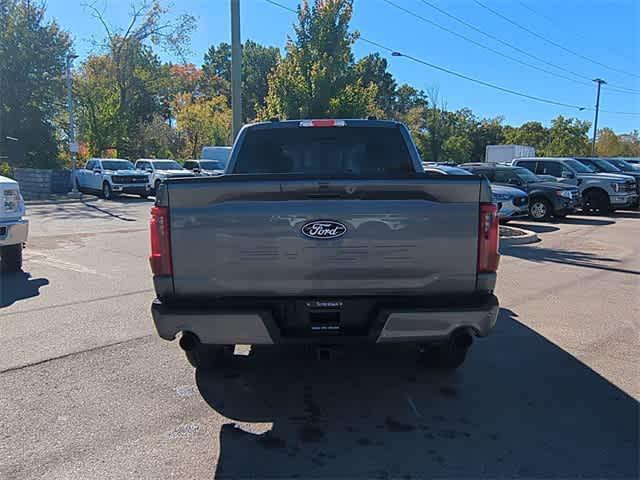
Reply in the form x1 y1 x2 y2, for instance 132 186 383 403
3 189 19 213
492 193 511 201
556 190 573 199
611 183 623 192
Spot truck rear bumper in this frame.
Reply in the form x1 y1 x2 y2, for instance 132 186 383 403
151 294 499 345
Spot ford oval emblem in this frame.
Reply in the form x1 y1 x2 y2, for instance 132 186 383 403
301 220 347 239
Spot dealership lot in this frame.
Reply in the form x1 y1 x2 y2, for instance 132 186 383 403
1 198 638 479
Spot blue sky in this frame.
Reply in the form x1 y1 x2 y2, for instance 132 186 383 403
46 0 639 134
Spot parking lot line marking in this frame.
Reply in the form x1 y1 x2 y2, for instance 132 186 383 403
25 250 105 276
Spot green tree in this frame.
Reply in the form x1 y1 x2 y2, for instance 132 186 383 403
0 0 71 168
503 121 548 153
355 53 397 117
545 115 590 156
78 0 195 158
442 135 474 164
261 0 379 119
201 40 280 121
172 93 231 159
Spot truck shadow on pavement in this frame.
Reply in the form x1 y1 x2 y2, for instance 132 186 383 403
0 271 49 308
502 244 640 276
196 308 638 479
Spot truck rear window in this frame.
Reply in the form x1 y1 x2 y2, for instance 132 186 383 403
232 127 415 175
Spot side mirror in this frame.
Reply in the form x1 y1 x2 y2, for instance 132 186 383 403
508 178 522 186
561 171 575 179
93 167 102 174
193 167 201 173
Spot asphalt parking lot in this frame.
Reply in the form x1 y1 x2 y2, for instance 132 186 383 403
1 197 638 479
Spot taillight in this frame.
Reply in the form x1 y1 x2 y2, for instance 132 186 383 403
478 202 500 273
149 206 173 275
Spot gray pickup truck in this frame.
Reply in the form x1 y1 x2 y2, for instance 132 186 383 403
149 119 500 370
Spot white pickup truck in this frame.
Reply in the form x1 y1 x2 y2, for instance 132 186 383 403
76 158 150 199
0 174 28 272
133 159 195 195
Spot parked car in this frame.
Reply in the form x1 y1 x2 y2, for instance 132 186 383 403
512 157 637 214
423 163 528 222
76 158 150 200
603 158 640 172
150 119 500 371
575 157 640 207
461 163 581 220
134 159 195 194
183 159 225 176
200 146 232 169
0 174 28 272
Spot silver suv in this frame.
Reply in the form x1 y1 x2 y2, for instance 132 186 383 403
512 157 637 214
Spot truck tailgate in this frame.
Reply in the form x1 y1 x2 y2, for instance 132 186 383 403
165 176 484 297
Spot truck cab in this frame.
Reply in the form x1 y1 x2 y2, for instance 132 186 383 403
513 157 638 214
0 175 28 272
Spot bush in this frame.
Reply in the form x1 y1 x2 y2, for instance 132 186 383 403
0 162 13 178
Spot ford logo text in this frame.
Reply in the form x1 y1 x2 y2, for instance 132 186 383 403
301 220 347 239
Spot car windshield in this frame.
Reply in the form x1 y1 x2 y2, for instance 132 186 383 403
592 159 621 172
151 160 182 170
513 167 540 183
199 161 223 170
565 159 595 173
607 159 635 170
101 160 134 170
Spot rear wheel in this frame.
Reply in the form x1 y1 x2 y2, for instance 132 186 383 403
1 244 23 272
180 334 230 370
529 198 552 221
418 343 468 370
102 182 112 200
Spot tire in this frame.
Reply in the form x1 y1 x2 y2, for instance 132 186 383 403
529 197 552 221
419 343 468 370
583 190 611 215
181 335 230 370
102 181 112 200
154 180 162 195
1 244 23 273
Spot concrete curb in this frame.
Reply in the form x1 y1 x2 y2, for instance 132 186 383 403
500 225 539 246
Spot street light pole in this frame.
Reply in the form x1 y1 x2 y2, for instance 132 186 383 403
230 0 242 140
66 54 79 195
591 78 606 156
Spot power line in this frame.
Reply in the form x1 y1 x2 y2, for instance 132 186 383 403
359 38 586 110
382 0 604 94
263 0 639 116
415 0 639 96
473 0 640 81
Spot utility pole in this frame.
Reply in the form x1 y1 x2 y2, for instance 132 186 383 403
230 0 242 140
66 54 79 195
591 78 606 156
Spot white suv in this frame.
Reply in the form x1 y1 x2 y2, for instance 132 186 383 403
0 174 28 272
